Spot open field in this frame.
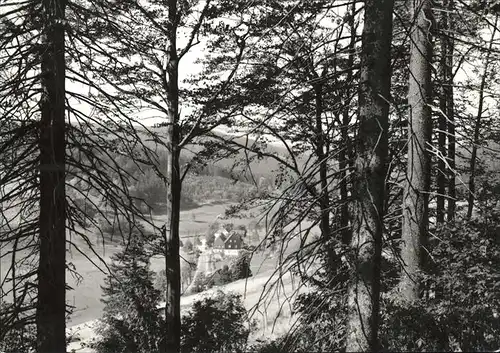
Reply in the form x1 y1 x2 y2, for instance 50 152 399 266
146 201 253 238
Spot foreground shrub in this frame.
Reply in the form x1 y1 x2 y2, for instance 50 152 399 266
380 214 500 352
379 298 448 352
180 290 253 353
288 289 346 352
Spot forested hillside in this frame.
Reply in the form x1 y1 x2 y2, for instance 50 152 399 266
2 1 500 353
97 145 274 211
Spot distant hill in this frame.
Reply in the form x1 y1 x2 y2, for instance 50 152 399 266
135 125 294 186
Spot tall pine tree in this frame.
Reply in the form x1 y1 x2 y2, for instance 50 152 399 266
97 226 165 353
36 1 67 351
346 0 394 350
400 0 434 302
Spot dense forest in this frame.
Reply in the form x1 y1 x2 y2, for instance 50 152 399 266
1 0 500 352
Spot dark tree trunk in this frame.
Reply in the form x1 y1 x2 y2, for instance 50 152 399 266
345 0 394 351
164 149 181 353
164 0 182 351
400 0 433 302
314 83 333 269
36 0 67 352
339 3 356 246
466 15 498 219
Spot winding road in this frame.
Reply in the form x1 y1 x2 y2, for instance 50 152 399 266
183 250 215 294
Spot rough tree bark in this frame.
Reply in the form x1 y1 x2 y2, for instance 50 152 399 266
164 0 182 351
400 0 433 301
345 0 394 351
445 0 456 222
466 15 498 219
36 0 67 352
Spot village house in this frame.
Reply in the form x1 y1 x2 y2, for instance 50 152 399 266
213 233 227 253
222 232 244 256
212 230 245 256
